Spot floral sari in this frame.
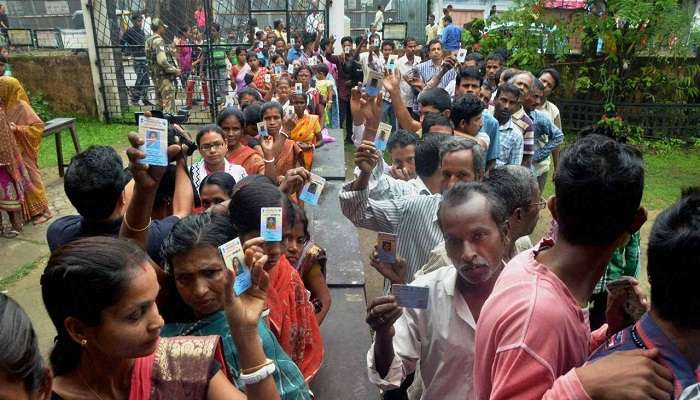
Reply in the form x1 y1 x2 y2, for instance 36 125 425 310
0 77 48 220
293 241 327 314
0 108 31 214
161 311 310 399
267 255 324 381
289 114 320 170
130 336 227 399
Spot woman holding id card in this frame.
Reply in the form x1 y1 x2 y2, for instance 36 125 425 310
229 178 323 381
259 102 303 180
283 93 322 170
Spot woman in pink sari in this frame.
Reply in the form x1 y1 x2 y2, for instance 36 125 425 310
0 107 31 237
0 76 52 225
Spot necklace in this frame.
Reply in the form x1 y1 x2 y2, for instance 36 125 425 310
78 369 106 400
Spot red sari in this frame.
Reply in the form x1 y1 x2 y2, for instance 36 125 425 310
226 145 265 175
267 255 323 381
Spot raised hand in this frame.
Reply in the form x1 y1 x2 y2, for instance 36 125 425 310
350 86 367 126
382 68 401 96
354 141 380 174
389 164 414 181
223 239 270 332
125 132 181 190
366 295 403 334
370 245 407 284
278 166 311 196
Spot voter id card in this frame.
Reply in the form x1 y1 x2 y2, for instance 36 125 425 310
299 173 326 206
260 207 282 242
138 116 168 166
218 237 252 295
392 284 429 309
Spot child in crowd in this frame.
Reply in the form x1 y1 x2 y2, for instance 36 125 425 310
284 203 331 325
313 63 333 129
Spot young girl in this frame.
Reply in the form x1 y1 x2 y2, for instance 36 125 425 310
313 63 333 129
284 203 331 325
261 101 302 180
218 107 265 175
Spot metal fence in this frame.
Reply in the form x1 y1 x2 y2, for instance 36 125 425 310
345 0 428 44
86 0 328 124
557 99 700 140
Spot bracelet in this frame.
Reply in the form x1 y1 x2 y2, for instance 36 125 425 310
264 157 276 163
122 215 152 232
240 361 276 386
241 358 274 374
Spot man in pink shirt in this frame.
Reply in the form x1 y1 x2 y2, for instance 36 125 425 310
474 134 675 400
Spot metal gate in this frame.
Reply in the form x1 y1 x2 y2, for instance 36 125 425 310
87 0 327 124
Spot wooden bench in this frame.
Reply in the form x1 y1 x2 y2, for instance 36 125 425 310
43 118 81 177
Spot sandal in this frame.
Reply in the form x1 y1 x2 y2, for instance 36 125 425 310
1 227 20 238
32 211 53 226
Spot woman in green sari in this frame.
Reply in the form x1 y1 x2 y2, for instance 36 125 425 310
160 213 311 399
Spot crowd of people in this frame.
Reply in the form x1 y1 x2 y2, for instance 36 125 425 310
1 6 700 400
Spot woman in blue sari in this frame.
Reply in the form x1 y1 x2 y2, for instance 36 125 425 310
160 213 310 399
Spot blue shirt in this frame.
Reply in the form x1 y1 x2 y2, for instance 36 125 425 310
287 47 303 63
589 313 700 398
482 111 501 162
528 109 564 163
441 24 462 51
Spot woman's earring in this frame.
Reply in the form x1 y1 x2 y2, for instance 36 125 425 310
81 339 87 346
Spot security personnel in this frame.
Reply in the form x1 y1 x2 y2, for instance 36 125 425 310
145 18 180 113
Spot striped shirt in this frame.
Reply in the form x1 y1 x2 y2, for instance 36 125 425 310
511 107 535 156
339 185 443 288
414 59 457 90
496 119 524 166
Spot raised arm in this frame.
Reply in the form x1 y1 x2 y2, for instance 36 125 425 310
383 69 421 132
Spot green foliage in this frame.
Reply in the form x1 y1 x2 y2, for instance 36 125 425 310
478 0 699 106
28 92 57 122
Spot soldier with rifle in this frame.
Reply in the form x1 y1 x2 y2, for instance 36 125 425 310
145 18 180 113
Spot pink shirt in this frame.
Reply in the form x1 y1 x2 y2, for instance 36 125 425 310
474 241 607 400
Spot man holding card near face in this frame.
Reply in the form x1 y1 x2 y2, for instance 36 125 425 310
365 182 510 399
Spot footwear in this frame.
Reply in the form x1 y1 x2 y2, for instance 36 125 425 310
2 228 19 238
32 211 53 226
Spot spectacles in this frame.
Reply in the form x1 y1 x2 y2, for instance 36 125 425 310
527 197 547 210
200 142 225 151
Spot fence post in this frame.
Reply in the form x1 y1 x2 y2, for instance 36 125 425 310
82 0 108 121
204 0 216 122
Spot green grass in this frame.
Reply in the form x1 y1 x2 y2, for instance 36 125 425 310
38 119 133 170
541 145 700 211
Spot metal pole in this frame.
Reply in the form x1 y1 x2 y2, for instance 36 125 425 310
85 0 110 122
204 0 216 122
285 0 290 45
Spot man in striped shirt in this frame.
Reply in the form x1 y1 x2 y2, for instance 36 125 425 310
340 136 485 285
414 40 457 94
507 72 536 168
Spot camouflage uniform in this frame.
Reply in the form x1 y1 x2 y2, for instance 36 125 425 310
145 18 180 113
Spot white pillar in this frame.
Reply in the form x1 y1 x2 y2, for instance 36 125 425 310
328 0 345 54
81 0 106 121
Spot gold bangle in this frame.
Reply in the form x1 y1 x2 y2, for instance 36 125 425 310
122 214 152 232
241 358 274 374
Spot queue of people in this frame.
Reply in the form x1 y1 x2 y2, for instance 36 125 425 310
1 12 699 400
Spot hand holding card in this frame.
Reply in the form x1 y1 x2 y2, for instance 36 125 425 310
219 237 252 295
138 116 168 166
257 121 269 137
374 122 393 152
377 232 397 264
299 173 326 206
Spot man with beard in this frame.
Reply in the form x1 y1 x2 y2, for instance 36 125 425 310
365 182 510 399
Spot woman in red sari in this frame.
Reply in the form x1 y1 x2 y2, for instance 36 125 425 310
229 176 324 381
0 77 51 225
42 236 280 399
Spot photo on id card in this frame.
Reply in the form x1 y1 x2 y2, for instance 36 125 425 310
299 173 326 206
218 237 252 295
374 122 392 152
364 70 383 97
377 232 397 264
457 48 468 63
257 121 269 137
385 54 398 70
260 207 283 242
138 116 168 166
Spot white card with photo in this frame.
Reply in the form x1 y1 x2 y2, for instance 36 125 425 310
288 64 296 74
138 116 169 167
264 73 271 83
377 231 397 264
290 38 296 46
299 173 326 206
457 48 468 63
308 57 318 66
218 237 252 295
344 46 352 55
260 207 283 242
294 82 304 95
374 122 392 151
373 38 381 47
256 121 269 137
364 70 384 97
392 284 429 309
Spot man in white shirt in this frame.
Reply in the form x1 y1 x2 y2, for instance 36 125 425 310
396 37 422 117
425 14 438 43
365 181 510 399
374 5 385 31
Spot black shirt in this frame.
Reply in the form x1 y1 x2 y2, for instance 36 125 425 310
46 215 179 266
122 27 146 58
